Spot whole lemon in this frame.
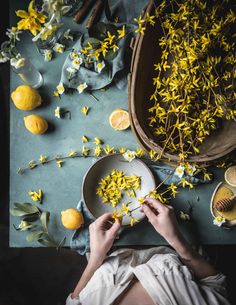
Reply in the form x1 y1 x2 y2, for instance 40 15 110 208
24 114 48 134
11 85 42 111
61 209 84 230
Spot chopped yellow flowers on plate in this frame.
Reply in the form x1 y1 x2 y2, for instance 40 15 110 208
82 154 156 226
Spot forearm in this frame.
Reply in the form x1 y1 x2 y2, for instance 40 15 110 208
71 258 102 299
169 235 217 279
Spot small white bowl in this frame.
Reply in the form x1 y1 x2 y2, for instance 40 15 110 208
82 154 156 226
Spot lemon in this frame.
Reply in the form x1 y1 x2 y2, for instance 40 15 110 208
225 166 236 187
11 85 42 111
109 108 130 131
24 114 48 134
61 209 84 230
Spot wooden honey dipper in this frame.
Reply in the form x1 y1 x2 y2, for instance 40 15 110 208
215 194 236 212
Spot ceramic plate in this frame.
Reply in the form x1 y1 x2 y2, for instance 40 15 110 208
210 181 236 227
82 154 156 226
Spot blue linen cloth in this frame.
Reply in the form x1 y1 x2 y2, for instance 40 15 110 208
60 0 149 91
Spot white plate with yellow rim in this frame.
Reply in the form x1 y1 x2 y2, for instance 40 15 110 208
210 181 236 227
82 153 156 226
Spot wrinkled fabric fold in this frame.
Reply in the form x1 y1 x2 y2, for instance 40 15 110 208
66 247 230 305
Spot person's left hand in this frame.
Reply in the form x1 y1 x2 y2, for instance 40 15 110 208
89 213 121 265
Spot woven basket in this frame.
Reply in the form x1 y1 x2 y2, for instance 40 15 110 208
128 0 236 165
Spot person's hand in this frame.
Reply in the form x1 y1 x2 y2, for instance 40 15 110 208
142 198 183 245
89 213 121 265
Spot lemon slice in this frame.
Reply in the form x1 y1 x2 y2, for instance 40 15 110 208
225 166 236 187
109 108 130 131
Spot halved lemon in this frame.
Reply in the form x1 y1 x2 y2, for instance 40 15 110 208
225 166 236 187
109 108 130 131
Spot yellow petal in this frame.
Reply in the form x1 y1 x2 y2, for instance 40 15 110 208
16 10 29 18
17 19 29 31
28 0 35 14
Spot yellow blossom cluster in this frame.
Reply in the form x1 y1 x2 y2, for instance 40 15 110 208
146 0 236 161
16 0 47 36
80 25 125 65
96 169 141 207
79 9 158 65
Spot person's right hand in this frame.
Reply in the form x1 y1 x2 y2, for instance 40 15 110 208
142 198 183 245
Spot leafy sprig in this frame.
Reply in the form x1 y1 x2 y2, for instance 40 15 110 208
10 202 65 247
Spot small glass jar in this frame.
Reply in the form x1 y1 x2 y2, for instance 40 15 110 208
35 35 57 54
12 58 43 89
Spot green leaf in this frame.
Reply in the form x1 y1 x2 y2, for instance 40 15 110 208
82 37 100 49
88 22 107 40
10 209 31 217
26 230 44 242
23 214 39 222
38 238 57 247
88 22 117 41
40 211 50 232
14 203 40 214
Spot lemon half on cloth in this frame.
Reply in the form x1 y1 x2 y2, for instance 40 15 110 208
109 108 130 131
11 85 42 111
225 166 236 187
24 114 48 134
61 209 84 230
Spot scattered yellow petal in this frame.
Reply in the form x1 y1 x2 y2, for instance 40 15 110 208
94 137 103 145
81 106 89 115
82 135 89 143
104 144 115 154
119 147 127 153
39 155 47 164
28 189 43 203
56 160 64 168
130 217 139 226
136 147 145 157
69 149 77 157
94 146 102 157
204 172 212 181
82 146 90 157
53 91 59 97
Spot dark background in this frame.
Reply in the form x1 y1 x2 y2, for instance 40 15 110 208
0 1 236 304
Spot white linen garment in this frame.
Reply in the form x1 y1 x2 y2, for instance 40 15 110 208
66 247 230 305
